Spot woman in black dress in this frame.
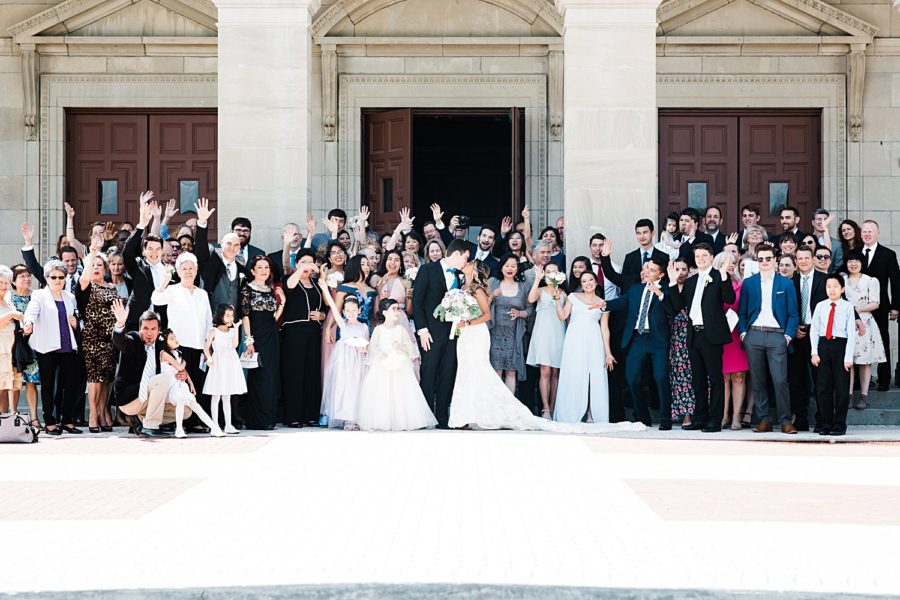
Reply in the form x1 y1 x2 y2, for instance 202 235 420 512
281 249 327 427
241 255 284 430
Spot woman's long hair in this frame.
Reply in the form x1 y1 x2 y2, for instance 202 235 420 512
568 256 591 294
344 254 369 285
470 260 491 297
497 252 524 283
839 219 862 256
374 297 398 325
248 254 274 287
377 249 406 278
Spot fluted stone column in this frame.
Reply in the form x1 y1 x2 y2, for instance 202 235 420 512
214 0 320 250
556 0 661 264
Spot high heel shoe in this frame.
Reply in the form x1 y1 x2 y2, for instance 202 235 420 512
88 426 100 433
100 426 113 433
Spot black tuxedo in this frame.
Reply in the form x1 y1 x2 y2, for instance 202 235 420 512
862 244 900 387
671 271 735 429
707 231 727 255
195 224 249 316
600 247 669 293
606 283 673 426
678 232 715 268
122 226 171 331
111 329 165 407
412 261 460 427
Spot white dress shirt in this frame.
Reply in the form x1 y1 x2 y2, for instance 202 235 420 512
439 258 457 290
589 259 621 300
689 268 712 325
150 284 213 349
475 248 491 262
752 273 781 328
863 243 878 267
147 261 167 290
634 282 662 332
799 270 814 324
810 297 857 363
223 259 237 282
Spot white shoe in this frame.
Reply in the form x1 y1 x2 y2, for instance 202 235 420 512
211 428 226 438
175 429 186 439
224 425 239 434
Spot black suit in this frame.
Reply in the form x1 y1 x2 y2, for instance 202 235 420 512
122 227 171 331
707 231 727 255
600 248 669 293
606 283 673 426
671 271 735 429
678 232 715 268
412 261 460 427
111 329 165 407
790 270 827 426
862 244 900 387
195 224 249 316
473 251 499 278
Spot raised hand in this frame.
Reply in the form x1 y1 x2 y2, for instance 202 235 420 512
103 221 117 241
195 197 215 225
138 201 154 228
89 233 104 254
63 202 76 221
823 214 835 230
601 237 612 257
500 216 513 237
533 264 544 280
358 205 370 227
20 222 34 245
139 190 154 205
521 205 530 221
150 200 162 222
323 216 340 237
725 232 739 245
430 203 444 223
158 265 173 290
306 213 316 236
283 223 300 248
164 198 179 220
449 215 460 231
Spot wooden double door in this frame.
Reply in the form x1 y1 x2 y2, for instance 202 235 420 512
659 110 821 234
66 110 218 240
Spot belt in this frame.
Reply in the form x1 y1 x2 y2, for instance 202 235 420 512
750 325 784 334
692 325 704 332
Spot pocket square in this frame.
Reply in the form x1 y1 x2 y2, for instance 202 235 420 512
776 291 785 294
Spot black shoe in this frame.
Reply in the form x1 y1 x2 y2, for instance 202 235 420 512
287 422 302 428
139 428 171 438
126 415 143 436
89 427 100 433
877 385 890 392
818 428 831 436
160 423 176 432
682 422 703 430
62 424 83 434
830 428 846 436
701 425 722 433
100 426 113 433
188 425 211 434
658 423 672 431
793 420 809 432
436 424 449 430
46 426 62 436
813 425 824 433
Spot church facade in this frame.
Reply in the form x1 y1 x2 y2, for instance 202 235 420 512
0 0 898 263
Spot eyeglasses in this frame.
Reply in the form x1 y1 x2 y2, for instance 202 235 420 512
329 250 344 256
48 275 66 280
758 256 775 262
233 227 251 234
815 254 832 260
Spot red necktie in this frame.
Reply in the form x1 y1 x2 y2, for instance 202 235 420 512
825 302 835 340
595 262 605 290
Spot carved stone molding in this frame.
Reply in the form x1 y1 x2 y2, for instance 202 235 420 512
321 45 337 142
21 46 39 141
847 46 865 143
548 49 562 141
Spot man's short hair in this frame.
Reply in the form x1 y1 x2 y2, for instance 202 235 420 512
692 242 714 255
635 218 654 232
90 221 105 229
705 206 722 218
446 239 471 257
815 245 832 257
679 207 700 223
58 245 78 258
533 239 552 253
740 204 761 216
142 234 163 250
814 208 830 218
756 243 776 257
328 208 347 221
646 256 667 272
139 310 160 326
479 224 497 236
231 217 252 230
589 233 606 244
795 246 814 258
781 206 800 219
423 220 437 229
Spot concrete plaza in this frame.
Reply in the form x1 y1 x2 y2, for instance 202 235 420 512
1 427 899 597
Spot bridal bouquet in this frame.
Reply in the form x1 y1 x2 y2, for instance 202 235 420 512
433 289 482 339
325 271 344 289
544 271 566 288
404 266 419 287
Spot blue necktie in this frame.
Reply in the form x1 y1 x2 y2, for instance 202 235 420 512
447 268 460 290
636 285 653 334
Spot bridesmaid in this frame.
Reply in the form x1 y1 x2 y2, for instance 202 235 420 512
334 255 376 331
489 254 532 395
526 262 567 418
714 251 748 430
241 255 284 430
566 257 590 293
668 257 696 427
375 249 418 376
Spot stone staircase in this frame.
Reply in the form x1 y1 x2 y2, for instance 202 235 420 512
844 388 900 426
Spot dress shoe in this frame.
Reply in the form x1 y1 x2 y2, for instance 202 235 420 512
160 423 176 432
682 422 703 431
701 425 721 433
793 420 809 432
813 425 824 434
61 424 83 434
126 415 143 435
658 423 672 431
641 420 652 428
855 397 867 410
100 426 113 433
752 422 773 433
781 423 797 434
46 426 62 436
877 385 890 392
139 428 171 438
818 428 831 436
829 427 846 436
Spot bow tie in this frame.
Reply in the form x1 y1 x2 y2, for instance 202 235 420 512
446 268 460 275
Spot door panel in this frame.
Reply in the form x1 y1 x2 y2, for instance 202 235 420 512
66 114 148 236
739 115 819 233
659 115 739 232
149 114 219 241
366 109 412 233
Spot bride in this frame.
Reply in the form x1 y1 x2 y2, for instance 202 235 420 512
448 260 644 433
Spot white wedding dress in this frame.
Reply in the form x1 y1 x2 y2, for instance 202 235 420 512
449 321 645 433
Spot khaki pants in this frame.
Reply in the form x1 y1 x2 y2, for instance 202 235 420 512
119 374 191 429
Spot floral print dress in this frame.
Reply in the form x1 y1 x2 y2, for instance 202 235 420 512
10 293 39 384
669 307 695 421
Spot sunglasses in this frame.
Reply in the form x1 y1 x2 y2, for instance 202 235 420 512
815 254 832 260
48 275 66 280
758 256 775 262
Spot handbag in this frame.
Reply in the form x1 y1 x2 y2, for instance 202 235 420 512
12 321 36 372
240 351 261 369
0 412 39 443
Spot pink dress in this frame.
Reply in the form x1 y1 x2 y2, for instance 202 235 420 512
722 279 749 374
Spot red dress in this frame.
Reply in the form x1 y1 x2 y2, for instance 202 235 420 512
722 279 749 374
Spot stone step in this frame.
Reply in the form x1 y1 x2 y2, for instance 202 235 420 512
846 408 900 426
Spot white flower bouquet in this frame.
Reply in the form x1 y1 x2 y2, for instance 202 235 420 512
544 271 566 288
433 289 482 339
404 266 419 287
326 271 344 289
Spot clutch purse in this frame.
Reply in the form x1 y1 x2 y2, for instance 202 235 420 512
240 351 260 369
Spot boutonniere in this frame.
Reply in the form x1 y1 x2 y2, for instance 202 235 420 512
704 275 713 284
239 273 246 281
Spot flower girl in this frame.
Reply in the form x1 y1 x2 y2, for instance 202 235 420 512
318 267 369 430
356 298 437 431
159 329 224 438
202 304 245 434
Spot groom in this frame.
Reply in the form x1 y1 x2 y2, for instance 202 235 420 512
413 239 471 428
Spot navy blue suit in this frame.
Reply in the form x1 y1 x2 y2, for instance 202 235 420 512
606 282 673 426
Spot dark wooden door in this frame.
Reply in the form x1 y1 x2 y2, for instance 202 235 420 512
659 115 739 233
365 109 412 232
149 114 219 241
739 115 820 233
66 114 149 236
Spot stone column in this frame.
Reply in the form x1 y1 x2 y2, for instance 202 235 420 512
214 0 320 251
556 0 661 264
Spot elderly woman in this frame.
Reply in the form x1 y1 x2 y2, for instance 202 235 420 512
0 266 25 415
75 239 121 432
151 251 213 432
23 260 81 435
741 224 767 278
8 265 39 426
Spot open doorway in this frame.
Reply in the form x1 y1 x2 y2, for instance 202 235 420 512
362 108 524 234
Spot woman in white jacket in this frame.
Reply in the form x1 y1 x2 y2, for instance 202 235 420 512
23 260 81 435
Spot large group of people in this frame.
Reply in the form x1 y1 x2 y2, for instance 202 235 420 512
1 195 898 438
